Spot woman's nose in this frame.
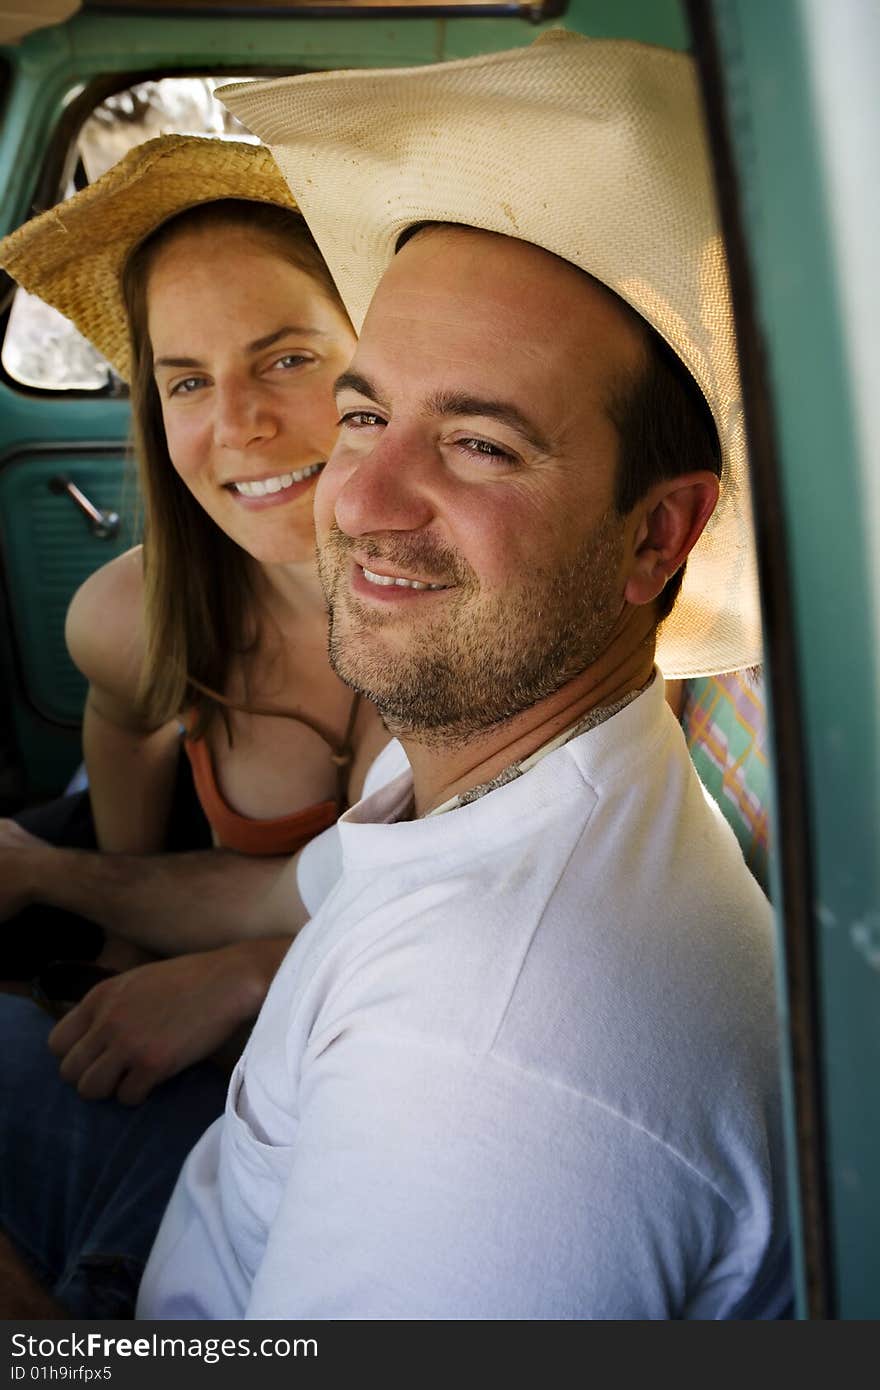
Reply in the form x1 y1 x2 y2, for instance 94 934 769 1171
213 381 277 450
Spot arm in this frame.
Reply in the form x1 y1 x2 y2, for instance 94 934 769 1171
66 547 180 854
0 818 309 952
81 691 181 854
48 937 289 1105
246 1041 734 1320
2 545 308 951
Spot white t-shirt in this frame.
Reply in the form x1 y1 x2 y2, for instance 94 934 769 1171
138 678 790 1319
294 739 409 916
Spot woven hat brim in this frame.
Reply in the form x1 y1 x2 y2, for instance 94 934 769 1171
0 134 298 382
220 33 761 679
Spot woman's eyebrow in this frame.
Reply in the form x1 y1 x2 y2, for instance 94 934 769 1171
247 324 328 352
154 325 328 369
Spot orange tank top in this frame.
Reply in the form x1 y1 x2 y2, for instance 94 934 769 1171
183 691 360 857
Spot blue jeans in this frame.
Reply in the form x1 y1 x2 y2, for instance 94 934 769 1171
0 996 227 1317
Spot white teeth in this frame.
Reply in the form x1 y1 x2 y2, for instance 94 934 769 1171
233 463 322 497
362 566 447 591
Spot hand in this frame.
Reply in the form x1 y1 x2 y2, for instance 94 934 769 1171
0 1230 66 1318
47 948 257 1105
0 818 48 920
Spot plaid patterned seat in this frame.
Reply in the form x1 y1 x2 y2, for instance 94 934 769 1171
680 671 770 893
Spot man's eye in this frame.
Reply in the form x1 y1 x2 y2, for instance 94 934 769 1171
458 437 515 463
337 410 385 429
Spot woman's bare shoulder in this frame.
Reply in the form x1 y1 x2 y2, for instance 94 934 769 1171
65 546 146 702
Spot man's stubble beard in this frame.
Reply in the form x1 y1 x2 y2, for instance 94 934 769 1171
317 515 628 749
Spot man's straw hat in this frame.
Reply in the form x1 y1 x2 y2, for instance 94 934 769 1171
0 134 298 382
220 31 760 679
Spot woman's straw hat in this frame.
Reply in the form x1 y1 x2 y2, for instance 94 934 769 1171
0 134 297 382
219 31 761 679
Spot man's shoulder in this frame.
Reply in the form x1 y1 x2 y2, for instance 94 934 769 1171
555 678 767 914
489 688 777 1129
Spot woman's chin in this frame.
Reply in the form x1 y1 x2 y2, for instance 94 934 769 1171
238 531 318 568
209 504 318 568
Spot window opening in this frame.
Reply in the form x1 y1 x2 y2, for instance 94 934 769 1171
2 75 252 393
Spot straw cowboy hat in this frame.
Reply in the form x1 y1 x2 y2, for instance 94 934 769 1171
0 134 298 381
219 30 760 679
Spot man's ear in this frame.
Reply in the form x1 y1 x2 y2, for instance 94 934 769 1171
623 471 720 607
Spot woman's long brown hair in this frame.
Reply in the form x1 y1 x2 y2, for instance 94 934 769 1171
121 199 349 741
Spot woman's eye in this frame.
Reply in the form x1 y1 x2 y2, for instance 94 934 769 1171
273 353 311 371
337 410 386 429
169 376 207 397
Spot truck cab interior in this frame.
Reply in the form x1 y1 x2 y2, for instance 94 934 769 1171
0 0 877 1318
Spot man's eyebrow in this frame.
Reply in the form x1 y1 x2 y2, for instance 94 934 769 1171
334 375 551 452
334 370 391 410
154 325 327 369
426 390 551 454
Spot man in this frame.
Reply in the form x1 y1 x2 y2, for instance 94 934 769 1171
133 33 790 1317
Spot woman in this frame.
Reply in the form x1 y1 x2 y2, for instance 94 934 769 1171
0 135 388 1105
0 133 396 1316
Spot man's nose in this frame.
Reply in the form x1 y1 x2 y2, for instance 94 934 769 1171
331 428 436 538
213 381 277 451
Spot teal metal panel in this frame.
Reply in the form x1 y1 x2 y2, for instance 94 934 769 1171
445 0 687 56
0 390 130 443
2 704 81 802
0 442 138 799
536 0 686 46
709 0 880 1318
0 446 138 724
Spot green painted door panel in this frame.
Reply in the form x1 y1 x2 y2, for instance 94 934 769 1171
0 445 138 795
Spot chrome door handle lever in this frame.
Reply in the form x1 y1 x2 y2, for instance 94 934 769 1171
48 475 120 540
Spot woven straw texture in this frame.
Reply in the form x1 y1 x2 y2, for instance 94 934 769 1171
221 32 761 678
0 135 297 381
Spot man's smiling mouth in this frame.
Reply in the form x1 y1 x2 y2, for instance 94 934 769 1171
361 565 450 592
230 462 324 497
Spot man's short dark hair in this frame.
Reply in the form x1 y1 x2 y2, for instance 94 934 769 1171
608 323 722 621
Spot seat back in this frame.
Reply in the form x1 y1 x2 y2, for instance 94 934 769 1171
679 671 770 893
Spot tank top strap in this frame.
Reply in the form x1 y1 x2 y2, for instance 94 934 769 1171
332 691 362 810
186 677 361 811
